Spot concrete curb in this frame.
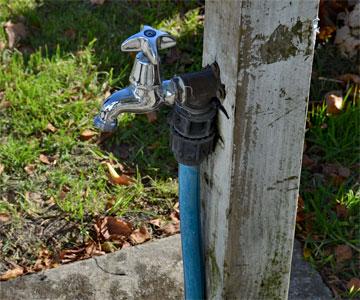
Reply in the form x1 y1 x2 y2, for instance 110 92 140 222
0 235 332 299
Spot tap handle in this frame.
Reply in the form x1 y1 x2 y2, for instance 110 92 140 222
121 25 176 65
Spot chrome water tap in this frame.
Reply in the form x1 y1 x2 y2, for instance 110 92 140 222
94 25 178 132
94 25 225 165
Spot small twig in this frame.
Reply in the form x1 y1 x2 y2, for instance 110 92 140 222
317 77 344 83
93 256 126 276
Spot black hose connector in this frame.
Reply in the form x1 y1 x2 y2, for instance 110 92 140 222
169 63 226 166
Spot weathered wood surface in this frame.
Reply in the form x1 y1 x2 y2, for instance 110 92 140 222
201 1 319 299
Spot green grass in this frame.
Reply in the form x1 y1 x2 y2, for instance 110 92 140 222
0 0 203 271
299 43 360 297
0 1 359 298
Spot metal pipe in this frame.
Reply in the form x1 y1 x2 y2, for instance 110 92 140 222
178 164 204 300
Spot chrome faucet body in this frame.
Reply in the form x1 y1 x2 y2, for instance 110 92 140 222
94 26 178 132
94 25 225 166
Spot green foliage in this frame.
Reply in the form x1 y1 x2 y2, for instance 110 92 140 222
0 0 203 267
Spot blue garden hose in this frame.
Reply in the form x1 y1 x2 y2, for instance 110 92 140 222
179 164 205 300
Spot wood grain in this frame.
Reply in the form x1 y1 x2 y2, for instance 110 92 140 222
201 1 319 299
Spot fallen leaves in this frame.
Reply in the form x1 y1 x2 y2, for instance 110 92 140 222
338 73 360 85
0 266 24 281
106 162 133 185
0 100 11 110
0 163 4 175
296 195 305 222
95 216 133 241
25 191 43 204
325 91 343 114
4 21 28 49
24 164 36 176
59 245 104 264
130 226 151 244
80 129 98 141
318 25 336 42
0 213 11 223
46 123 57 133
334 244 352 262
347 278 360 291
39 154 50 164
148 209 180 236
160 222 180 236
33 248 58 272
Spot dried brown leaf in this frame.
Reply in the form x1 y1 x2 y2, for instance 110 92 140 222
173 202 179 212
24 164 36 175
170 211 180 223
0 213 11 223
338 73 360 85
95 216 133 241
347 278 360 291
33 248 53 271
130 226 151 244
45 196 56 206
0 164 4 175
335 244 352 262
121 241 131 249
39 154 51 165
296 195 305 222
325 91 343 114
4 21 27 49
0 100 11 110
59 248 85 263
25 192 43 206
161 222 180 236
80 129 98 141
318 25 336 41
46 123 57 133
106 162 133 185
0 266 24 281
149 218 166 228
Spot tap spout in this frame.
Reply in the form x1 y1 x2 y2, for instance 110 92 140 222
94 80 177 132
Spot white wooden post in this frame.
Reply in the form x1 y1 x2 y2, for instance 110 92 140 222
201 1 319 299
